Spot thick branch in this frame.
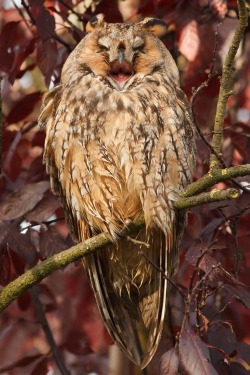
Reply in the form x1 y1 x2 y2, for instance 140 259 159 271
210 0 248 170
175 188 240 210
0 218 144 312
181 164 250 197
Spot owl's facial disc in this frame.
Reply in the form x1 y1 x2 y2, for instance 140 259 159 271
109 60 133 88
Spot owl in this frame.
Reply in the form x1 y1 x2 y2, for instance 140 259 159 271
39 14 196 368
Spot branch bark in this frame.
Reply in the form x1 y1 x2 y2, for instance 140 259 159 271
0 0 249 314
209 0 248 170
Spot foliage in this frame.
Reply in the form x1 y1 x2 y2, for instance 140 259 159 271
0 0 250 374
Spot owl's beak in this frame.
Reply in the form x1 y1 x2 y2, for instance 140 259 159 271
118 48 125 63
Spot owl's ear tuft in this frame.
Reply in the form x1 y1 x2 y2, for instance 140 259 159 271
141 18 167 38
86 14 106 33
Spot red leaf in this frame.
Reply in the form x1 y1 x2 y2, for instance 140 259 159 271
0 181 50 220
17 291 32 311
179 330 218 375
29 0 55 41
0 354 43 372
57 0 73 18
92 1 123 23
9 37 37 84
0 247 11 286
0 21 36 82
9 249 26 275
0 22 16 73
62 331 91 355
159 348 180 375
37 39 58 86
5 92 42 124
31 357 48 375
32 130 46 148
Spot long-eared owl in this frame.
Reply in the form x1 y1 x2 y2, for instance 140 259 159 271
39 14 196 368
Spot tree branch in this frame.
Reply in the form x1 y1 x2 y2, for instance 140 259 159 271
209 0 248 170
0 218 144 312
181 164 250 197
175 188 240 210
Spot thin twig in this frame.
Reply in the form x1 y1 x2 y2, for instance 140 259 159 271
21 217 65 231
53 33 73 53
139 250 186 298
127 237 150 248
31 287 71 375
21 0 35 25
180 263 221 333
57 0 84 20
0 76 2 174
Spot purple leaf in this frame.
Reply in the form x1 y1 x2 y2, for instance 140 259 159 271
159 348 180 375
179 330 218 375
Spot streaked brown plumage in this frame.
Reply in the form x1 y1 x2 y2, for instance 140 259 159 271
39 14 196 368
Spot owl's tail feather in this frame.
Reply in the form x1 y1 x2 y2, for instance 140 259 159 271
83 226 173 368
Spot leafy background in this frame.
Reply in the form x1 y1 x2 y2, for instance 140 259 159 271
0 0 250 374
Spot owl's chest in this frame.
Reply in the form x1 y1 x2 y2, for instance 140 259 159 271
90 90 162 146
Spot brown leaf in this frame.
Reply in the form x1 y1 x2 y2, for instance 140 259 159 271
179 330 218 375
185 243 209 266
200 218 224 243
0 181 50 220
4 223 38 266
208 324 236 356
159 348 180 375
223 284 250 308
236 342 250 365
39 225 69 258
25 190 61 223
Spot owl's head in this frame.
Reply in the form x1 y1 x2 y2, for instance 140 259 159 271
62 14 179 91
